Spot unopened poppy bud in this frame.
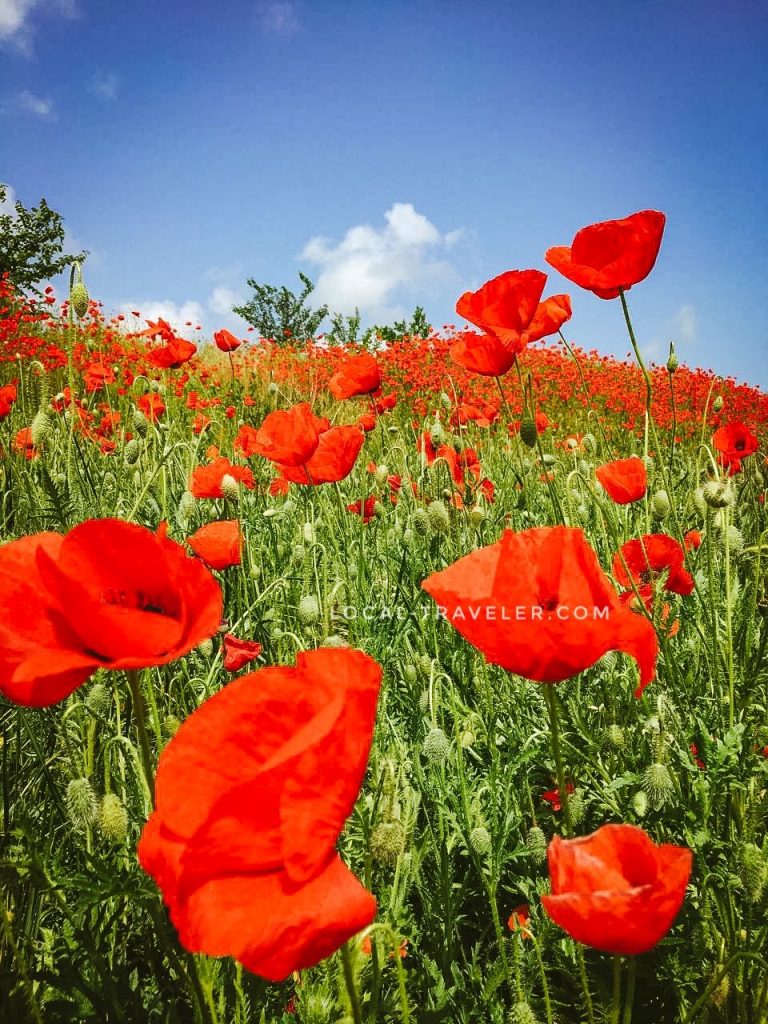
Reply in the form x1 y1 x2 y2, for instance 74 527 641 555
123 438 142 465
98 793 128 845
30 410 51 446
519 415 538 448
370 820 406 866
643 762 675 809
568 790 586 826
606 724 625 750
178 490 196 521
693 487 707 515
374 464 389 484
703 479 732 509
85 681 111 717
163 714 181 738
710 971 730 1009
740 843 767 904
220 474 240 502
298 595 320 625
417 689 430 713
411 507 430 535
66 778 98 831
133 411 148 436
322 634 347 648
292 543 305 563
469 504 485 527
70 281 89 319
633 790 648 818
417 654 433 677
582 433 597 455
440 391 452 408
526 825 547 864
469 825 492 856
651 490 671 519
713 395 724 413
422 727 450 764
667 342 678 373
723 525 744 553
403 527 414 545
509 1000 539 1024
404 664 417 684
302 521 316 544
267 381 279 394
197 637 214 658
429 421 445 447
427 500 450 535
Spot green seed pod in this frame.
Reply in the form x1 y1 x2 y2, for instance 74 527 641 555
651 490 671 520
509 1000 539 1024
429 420 445 447
132 410 148 437
740 843 767 904
633 790 648 818
30 410 52 446
178 490 196 521
292 543 306 563
370 820 406 866
519 415 538 448
469 825 492 857
411 507 430 535
643 762 675 809
703 479 732 509
220 474 240 502
606 723 625 751
70 281 89 319
298 595 320 625
427 500 450 535
66 778 98 831
667 342 678 374
422 727 450 764
98 793 128 845
85 681 111 718
122 437 141 465
526 825 547 865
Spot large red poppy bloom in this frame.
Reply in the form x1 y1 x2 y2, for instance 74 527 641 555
0 519 222 707
252 403 330 467
0 384 16 419
137 648 381 981
542 824 692 955
613 534 694 596
422 526 658 696
453 271 571 373
545 210 666 299
187 520 243 571
595 457 648 504
712 421 758 474
147 337 197 370
329 353 381 400
280 425 365 485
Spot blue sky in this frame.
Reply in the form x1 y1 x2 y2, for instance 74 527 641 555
1 0 766 385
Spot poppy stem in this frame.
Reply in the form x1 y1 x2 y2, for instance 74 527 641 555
340 941 364 1024
621 956 637 1024
542 684 573 837
126 669 155 806
610 955 622 1023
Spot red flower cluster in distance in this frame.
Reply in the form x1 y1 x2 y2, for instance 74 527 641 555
0 519 222 706
138 648 381 980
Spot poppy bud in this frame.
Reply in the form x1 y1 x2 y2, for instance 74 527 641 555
525 825 547 864
740 843 767 904
429 421 445 447
417 654 433 678
568 790 586 826
519 415 538 448
667 342 678 373
469 826 492 857
422 727 450 764
370 820 406 866
703 479 732 509
124 438 142 465
163 714 181 738
710 972 730 1009
374 464 389 484
427 500 450 535
633 790 648 817
509 1000 539 1024
292 543 305 563
404 664 417 684
197 638 214 658
642 762 675 809
302 521 316 544
85 681 111 717
582 433 597 455
98 793 128 845
606 724 625 750
322 633 347 648
651 490 671 520
713 395 724 413
298 595 320 625
220 474 240 502
66 778 98 831
30 410 51 446
418 689 430 713
469 504 485 527
70 281 89 319
412 508 430 536
178 490 196 521
133 411 148 436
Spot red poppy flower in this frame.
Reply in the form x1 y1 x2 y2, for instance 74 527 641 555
147 337 197 370
0 384 17 419
595 457 648 504
347 496 379 523
542 824 692 955
453 271 571 371
13 427 37 459
507 904 532 938
222 633 262 672
422 526 658 696
138 393 166 422
234 424 259 458
329 353 381 400
614 534 694 596
0 519 222 707
542 782 575 812
190 457 255 499
137 648 381 981
683 529 702 551
187 521 243 570
280 425 365 486
713 421 758 474
545 210 666 300
214 329 241 353
253 404 330 468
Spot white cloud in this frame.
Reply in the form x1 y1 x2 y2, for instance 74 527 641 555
671 304 696 343
90 71 119 100
17 88 53 116
0 0 77 51
209 286 242 316
257 1 300 36
300 202 463 323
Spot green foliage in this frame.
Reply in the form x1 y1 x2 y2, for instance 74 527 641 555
0 185 86 297
232 271 328 346
372 305 432 343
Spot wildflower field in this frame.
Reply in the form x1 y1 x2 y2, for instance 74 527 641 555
1 211 767 1024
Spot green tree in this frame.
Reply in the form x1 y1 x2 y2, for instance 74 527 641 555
232 271 328 345
0 184 86 296
372 305 432 344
